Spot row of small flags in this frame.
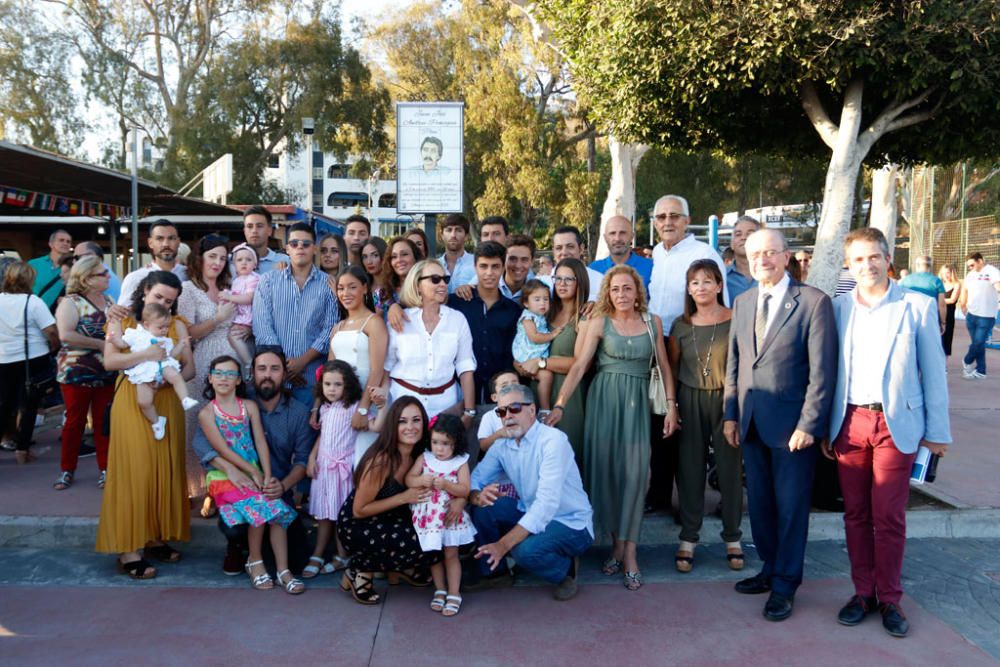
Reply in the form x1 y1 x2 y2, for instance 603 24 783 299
1 185 130 219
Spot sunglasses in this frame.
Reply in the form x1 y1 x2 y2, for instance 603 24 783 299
209 369 241 378
90 270 110 278
494 402 528 418
288 239 314 248
418 274 451 285
654 212 685 222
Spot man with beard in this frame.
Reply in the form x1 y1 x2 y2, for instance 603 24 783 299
438 213 475 292
589 215 653 293
192 350 313 576
118 220 188 309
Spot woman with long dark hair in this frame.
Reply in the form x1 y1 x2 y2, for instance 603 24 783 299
96 270 195 579
317 233 348 280
336 396 441 604
377 237 420 313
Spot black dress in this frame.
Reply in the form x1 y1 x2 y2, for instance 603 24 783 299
942 287 956 356
337 476 442 572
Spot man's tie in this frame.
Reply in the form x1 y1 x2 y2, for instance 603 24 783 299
755 293 771 355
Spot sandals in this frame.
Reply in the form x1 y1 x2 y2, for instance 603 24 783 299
341 569 380 605
726 547 745 571
200 497 218 519
245 559 273 590
53 471 74 491
276 569 305 595
442 594 463 617
675 551 694 573
623 571 643 591
430 589 448 612
302 556 324 579
601 557 623 576
97 470 106 489
387 568 432 587
117 557 157 580
329 555 351 572
145 543 182 563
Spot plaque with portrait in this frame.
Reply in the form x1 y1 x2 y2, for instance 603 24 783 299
396 102 464 214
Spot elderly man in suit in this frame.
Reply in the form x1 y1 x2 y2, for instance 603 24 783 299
822 227 950 638
723 228 838 621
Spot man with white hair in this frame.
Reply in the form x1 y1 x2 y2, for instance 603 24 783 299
645 195 728 514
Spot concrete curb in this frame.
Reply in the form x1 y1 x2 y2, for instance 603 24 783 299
5 508 1000 550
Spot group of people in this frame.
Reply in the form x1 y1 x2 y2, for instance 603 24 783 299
1 193 993 634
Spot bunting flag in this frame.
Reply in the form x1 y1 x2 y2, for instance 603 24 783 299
1 184 130 219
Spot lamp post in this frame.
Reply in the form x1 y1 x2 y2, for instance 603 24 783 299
129 127 140 271
302 117 315 219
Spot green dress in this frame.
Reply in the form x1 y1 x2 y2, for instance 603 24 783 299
546 322 587 466
583 317 653 542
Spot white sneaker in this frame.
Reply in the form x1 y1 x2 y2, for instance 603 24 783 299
181 397 199 411
971 371 987 379
152 416 167 440
962 362 976 377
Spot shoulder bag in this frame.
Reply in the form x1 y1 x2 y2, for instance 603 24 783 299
643 312 668 415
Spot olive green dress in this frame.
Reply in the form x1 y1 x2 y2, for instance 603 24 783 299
546 322 587 466
583 318 652 542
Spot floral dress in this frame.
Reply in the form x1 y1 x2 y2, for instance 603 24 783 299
410 452 476 551
205 399 297 529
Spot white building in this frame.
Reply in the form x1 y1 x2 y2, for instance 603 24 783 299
264 146 421 238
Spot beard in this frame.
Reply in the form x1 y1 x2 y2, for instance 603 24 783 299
255 380 280 400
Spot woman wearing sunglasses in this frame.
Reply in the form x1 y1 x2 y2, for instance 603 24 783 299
53 256 117 490
384 260 477 425
548 265 679 591
176 234 238 518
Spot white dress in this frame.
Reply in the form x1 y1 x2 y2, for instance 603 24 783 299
330 316 378 467
410 452 477 551
121 325 181 384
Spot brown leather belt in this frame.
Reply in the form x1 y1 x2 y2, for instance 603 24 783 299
391 376 456 396
850 402 884 413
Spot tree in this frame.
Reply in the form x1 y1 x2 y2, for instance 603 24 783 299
0 0 86 152
539 0 1000 293
366 0 601 239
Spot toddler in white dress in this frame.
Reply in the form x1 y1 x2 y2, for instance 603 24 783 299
110 302 198 440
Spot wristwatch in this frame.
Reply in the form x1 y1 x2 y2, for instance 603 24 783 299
357 407 369 416
463 408 476 417
538 358 547 369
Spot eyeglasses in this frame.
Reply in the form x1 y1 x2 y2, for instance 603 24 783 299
209 369 241 378
552 275 577 284
287 239 314 248
494 402 528 418
654 212 686 222
418 274 451 285
749 249 783 261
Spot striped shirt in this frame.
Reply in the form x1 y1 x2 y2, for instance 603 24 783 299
252 265 339 358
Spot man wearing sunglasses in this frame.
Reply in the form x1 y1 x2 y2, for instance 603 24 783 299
252 222 339 405
958 251 1000 379
467 384 594 600
72 241 122 302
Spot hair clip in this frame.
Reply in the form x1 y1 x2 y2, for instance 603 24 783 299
428 415 439 429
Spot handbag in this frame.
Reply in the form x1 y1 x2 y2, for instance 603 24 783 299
643 313 669 416
23 295 57 399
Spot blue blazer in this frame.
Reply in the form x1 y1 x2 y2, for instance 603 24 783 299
828 281 952 454
724 280 838 448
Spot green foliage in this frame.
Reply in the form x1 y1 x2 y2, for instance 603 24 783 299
539 0 1000 166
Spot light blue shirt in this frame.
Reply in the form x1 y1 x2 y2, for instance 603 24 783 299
726 264 755 302
102 263 122 303
256 248 290 274
439 250 476 294
252 265 339 357
590 252 653 291
471 421 593 536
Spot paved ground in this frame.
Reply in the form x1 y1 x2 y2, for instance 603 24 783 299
0 539 997 666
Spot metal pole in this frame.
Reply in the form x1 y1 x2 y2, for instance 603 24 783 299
109 216 117 275
424 213 437 257
960 162 968 261
130 128 139 271
708 214 719 251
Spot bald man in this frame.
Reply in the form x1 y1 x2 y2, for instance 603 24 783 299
590 215 653 291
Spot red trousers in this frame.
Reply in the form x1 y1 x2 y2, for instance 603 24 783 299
59 383 114 473
833 405 916 605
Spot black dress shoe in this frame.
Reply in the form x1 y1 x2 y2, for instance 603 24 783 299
838 595 877 626
880 603 909 637
734 572 772 595
763 591 794 621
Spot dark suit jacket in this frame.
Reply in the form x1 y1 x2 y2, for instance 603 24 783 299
723 279 838 448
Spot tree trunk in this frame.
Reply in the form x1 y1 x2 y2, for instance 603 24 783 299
806 150 863 295
595 137 648 259
870 165 898 258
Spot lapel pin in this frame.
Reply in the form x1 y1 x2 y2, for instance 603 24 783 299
784 302 791 309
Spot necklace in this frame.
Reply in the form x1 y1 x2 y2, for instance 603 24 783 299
691 321 718 377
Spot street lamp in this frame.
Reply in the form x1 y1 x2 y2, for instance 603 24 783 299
302 117 315 216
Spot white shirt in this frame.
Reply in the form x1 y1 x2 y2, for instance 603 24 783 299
119 263 189 310
757 273 790 338
539 267 602 302
384 306 477 415
0 293 55 363
846 287 891 405
964 264 1000 318
649 235 729 327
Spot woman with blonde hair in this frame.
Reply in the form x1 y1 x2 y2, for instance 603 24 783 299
548 265 678 590
383 259 476 423
938 263 962 357
53 256 117 489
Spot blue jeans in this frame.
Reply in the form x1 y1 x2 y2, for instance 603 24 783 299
472 496 593 584
964 314 996 374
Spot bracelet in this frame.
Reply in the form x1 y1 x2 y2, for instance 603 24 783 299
552 405 564 412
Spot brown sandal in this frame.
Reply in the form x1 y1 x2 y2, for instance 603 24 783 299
117 557 157 580
726 547 745 571
675 550 694 573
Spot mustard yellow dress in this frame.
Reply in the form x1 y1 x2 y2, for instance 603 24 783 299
96 316 191 553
